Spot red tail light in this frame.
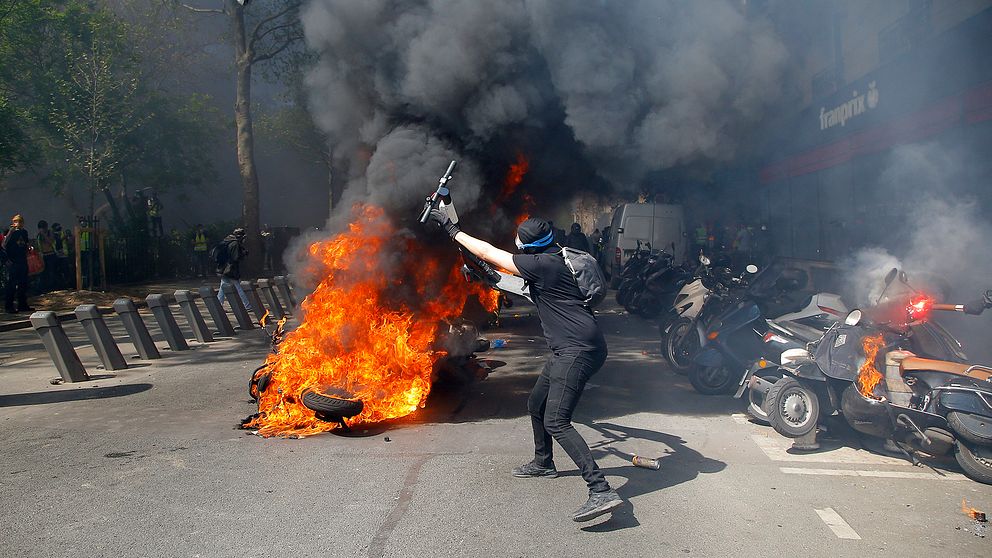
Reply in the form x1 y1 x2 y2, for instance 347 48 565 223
907 295 933 322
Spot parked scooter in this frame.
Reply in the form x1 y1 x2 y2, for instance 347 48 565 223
626 258 692 318
687 267 848 395
615 241 656 307
662 254 755 372
767 269 992 484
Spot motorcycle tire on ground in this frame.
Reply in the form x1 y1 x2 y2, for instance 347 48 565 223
301 386 365 418
248 365 270 401
665 318 697 372
767 377 820 438
746 370 782 426
689 365 737 395
954 440 992 485
947 412 992 446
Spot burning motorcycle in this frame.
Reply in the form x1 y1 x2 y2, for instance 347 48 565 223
766 268 992 484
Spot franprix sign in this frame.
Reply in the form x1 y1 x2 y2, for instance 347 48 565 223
819 81 880 131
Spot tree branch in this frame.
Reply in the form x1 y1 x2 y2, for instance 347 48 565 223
250 33 303 64
250 21 297 50
249 3 300 49
175 1 226 15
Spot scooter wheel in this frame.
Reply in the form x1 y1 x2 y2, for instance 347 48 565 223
745 370 781 426
954 440 992 485
688 365 737 395
664 318 696 372
947 412 992 446
767 377 819 438
301 386 364 418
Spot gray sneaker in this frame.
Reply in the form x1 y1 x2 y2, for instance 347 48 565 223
572 489 623 522
512 461 559 478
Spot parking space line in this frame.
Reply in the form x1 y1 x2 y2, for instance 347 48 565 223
730 413 749 424
1 357 37 367
750 434 908 465
781 467 967 481
815 507 861 540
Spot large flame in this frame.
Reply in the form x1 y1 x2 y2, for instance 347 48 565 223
856 333 886 399
244 205 496 438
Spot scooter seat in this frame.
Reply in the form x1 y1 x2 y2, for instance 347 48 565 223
900 357 992 381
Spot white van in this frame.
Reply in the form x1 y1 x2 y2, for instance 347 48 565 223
605 203 686 286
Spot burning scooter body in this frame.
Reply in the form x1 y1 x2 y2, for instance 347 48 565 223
766 268 992 484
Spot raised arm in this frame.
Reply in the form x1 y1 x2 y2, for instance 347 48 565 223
426 208 519 275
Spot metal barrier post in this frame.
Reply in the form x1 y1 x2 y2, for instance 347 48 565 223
74 305 128 371
145 294 189 351
256 278 285 318
273 275 297 309
240 280 267 323
29 311 89 382
198 286 236 336
222 282 255 330
174 290 213 343
113 298 160 359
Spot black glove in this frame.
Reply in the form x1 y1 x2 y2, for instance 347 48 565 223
427 207 460 239
985 289 992 308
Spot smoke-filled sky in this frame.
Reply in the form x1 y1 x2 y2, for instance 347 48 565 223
301 0 792 226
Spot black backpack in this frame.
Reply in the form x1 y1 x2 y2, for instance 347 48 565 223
209 241 229 271
559 245 607 307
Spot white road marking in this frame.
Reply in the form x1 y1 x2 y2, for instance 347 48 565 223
815 507 861 540
750 434 908 465
781 467 967 481
730 413 749 424
1 357 37 367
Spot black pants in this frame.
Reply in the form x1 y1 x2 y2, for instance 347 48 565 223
4 261 29 311
528 346 609 493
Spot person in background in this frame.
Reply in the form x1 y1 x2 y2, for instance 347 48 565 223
147 193 164 237
51 222 70 289
564 222 592 253
590 228 601 260
3 214 33 313
36 220 57 292
216 227 252 312
261 224 274 272
192 224 209 277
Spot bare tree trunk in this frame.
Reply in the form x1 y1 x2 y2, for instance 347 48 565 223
230 0 261 274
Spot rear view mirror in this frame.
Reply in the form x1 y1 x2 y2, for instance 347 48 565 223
699 255 711 266
844 309 863 326
746 264 758 274
884 268 898 286
899 271 909 284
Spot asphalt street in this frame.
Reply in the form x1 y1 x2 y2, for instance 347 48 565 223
0 299 989 557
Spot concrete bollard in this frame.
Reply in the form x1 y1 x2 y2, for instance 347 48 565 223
240 280 268 323
30 312 90 382
222 282 255 330
174 290 213 344
145 294 189 351
113 298 160 360
74 305 128 371
256 278 285 318
273 275 297 310
198 286 236 337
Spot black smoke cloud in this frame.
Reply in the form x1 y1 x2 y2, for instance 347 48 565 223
300 0 791 227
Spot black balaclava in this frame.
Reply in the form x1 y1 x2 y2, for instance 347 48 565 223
515 217 555 254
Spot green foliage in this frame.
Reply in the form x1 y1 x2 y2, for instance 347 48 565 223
0 0 220 196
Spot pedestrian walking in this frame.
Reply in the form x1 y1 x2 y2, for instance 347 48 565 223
427 210 623 522
51 222 70 289
215 227 253 312
3 214 34 313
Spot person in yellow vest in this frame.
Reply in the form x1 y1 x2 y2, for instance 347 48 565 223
192 224 209 277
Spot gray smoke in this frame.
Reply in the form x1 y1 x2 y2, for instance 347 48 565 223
841 142 992 362
301 0 791 223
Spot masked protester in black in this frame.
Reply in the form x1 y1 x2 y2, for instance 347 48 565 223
428 209 623 523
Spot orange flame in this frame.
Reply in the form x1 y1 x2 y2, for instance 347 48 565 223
259 309 271 327
856 333 886 399
243 205 494 438
963 498 987 522
498 152 529 203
